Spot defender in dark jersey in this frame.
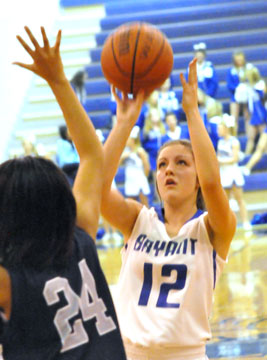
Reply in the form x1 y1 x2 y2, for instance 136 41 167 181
0 27 130 360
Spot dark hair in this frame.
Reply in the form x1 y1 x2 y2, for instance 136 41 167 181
0 156 76 269
59 125 69 141
156 139 205 210
70 70 85 88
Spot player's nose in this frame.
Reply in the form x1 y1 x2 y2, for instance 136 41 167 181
165 163 174 175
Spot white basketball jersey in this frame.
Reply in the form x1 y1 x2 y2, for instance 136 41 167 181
115 206 225 352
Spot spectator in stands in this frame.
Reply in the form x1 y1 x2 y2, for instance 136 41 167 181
135 90 163 134
244 67 267 154
226 51 264 136
70 69 87 104
197 88 223 149
217 114 251 229
192 42 218 98
20 133 47 158
56 124 79 167
242 125 267 175
158 77 180 120
120 127 151 207
162 112 189 144
0 26 127 360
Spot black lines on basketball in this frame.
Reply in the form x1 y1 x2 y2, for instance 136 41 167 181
111 35 130 77
135 36 165 79
130 23 142 94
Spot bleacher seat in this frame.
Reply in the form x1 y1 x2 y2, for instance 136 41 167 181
100 1 267 31
83 97 111 113
90 29 267 63
95 15 267 46
90 113 112 129
243 172 267 191
240 154 267 173
104 0 243 16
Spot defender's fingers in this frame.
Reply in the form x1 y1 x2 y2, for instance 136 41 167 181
13 62 33 71
24 26 40 49
55 29 62 51
16 35 34 55
41 27 49 48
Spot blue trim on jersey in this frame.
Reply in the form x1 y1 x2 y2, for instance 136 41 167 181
154 206 204 224
213 250 217 289
186 209 204 223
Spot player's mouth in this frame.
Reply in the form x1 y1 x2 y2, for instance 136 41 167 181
165 178 177 186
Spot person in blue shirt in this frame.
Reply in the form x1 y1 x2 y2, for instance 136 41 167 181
192 42 218 98
56 125 80 168
158 77 180 120
162 112 189 144
226 51 254 136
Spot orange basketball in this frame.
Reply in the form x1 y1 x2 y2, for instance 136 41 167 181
101 22 174 95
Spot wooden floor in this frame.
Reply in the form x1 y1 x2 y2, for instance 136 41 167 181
97 223 267 359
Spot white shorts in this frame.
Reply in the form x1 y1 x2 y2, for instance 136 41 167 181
124 171 150 197
124 341 208 360
220 165 245 189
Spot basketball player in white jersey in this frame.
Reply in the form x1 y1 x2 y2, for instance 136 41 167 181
101 59 236 360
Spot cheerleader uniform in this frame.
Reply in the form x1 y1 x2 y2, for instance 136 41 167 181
124 150 150 198
217 136 245 188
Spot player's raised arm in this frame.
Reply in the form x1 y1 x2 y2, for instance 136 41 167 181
101 87 144 240
14 26 103 238
180 59 236 259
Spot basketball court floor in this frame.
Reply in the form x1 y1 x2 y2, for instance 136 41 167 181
98 221 267 359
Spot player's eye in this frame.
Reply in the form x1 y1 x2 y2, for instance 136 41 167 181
158 161 166 168
177 160 187 165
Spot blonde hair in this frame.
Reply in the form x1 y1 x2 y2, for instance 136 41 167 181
197 88 223 119
246 67 261 86
143 108 166 135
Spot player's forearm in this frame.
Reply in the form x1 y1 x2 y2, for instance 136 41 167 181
103 121 133 192
49 78 103 164
186 107 221 187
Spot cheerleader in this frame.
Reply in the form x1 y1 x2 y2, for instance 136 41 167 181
192 42 218 98
217 114 251 229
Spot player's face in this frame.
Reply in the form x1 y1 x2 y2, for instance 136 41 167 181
156 144 199 204
166 114 177 130
233 54 245 67
217 123 228 138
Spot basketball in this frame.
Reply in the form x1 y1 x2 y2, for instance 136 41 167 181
101 22 174 95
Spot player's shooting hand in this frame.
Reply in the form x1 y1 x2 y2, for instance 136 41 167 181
13 26 66 85
180 58 198 114
111 85 144 128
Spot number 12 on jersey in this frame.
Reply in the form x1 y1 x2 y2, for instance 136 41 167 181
138 263 187 308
